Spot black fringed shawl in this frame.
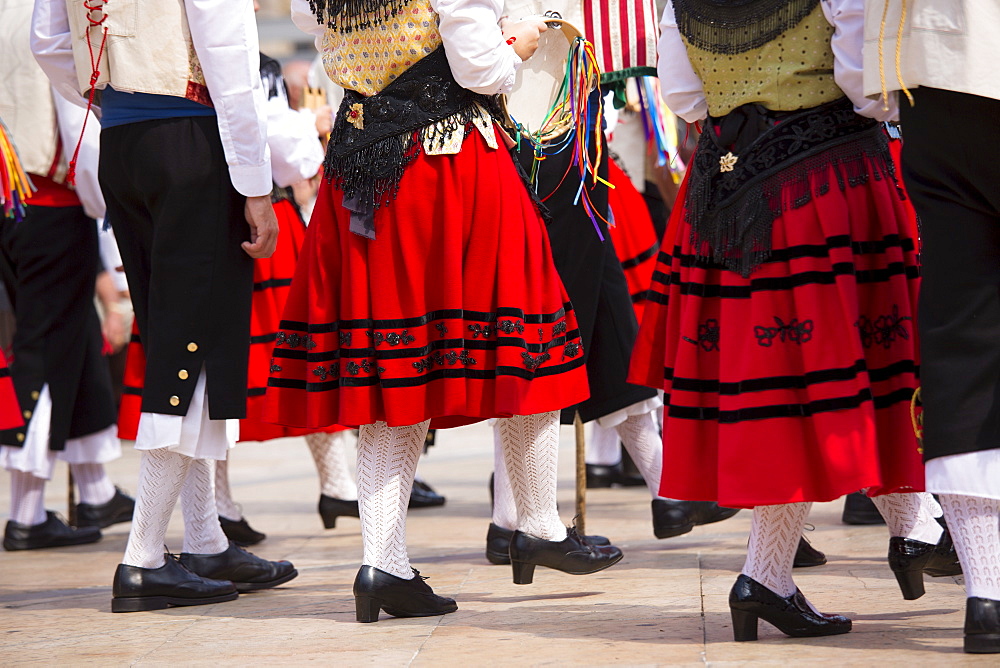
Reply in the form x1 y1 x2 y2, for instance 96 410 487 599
308 0 410 32
684 98 898 277
673 0 821 55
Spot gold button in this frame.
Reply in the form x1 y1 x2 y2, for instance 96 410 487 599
16 433 25 442
30 391 39 400
187 342 198 352
169 395 180 407
22 410 31 420
178 369 189 380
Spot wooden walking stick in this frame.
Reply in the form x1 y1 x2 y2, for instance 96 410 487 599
68 468 76 526
574 411 586 534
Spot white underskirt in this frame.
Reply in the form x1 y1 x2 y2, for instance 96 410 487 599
595 396 664 429
926 447 1000 501
0 384 121 480
134 366 237 461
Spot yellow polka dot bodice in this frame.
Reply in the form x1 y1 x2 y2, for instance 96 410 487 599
683 2 841 117
321 0 442 97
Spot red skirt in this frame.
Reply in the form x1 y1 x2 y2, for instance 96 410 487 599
607 159 659 325
628 152 924 507
263 127 589 429
0 351 22 430
117 199 345 442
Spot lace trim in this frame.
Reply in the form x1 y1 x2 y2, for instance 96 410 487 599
673 0 820 55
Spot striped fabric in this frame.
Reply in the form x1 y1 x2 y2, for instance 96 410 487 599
583 0 659 81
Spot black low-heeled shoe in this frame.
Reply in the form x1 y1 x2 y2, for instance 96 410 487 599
729 574 852 642
508 526 623 584
112 555 238 613
651 499 740 539
179 541 297 593
888 526 962 600
75 488 135 529
353 565 458 623
965 597 1000 654
484 522 611 565
219 516 266 547
319 495 360 529
793 536 827 568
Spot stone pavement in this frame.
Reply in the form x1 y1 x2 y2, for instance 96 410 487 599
0 423 990 666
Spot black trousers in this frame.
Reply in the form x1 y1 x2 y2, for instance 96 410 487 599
901 87 1000 461
99 116 253 419
0 205 117 450
516 120 657 424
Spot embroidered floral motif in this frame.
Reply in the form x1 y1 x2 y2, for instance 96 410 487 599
435 323 449 338
856 305 912 349
458 350 477 366
553 321 568 335
331 362 340 377
522 351 551 370
497 319 525 335
368 330 416 347
269 359 282 373
468 324 493 339
275 332 288 346
313 366 329 380
719 151 738 172
682 318 721 352
275 332 316 349
345 360 376 376
346 103 365 129
412 358 434 373
538 328 544 342
754 317 814 347
340 332 352 346
412 349 478 373
563 342 581 358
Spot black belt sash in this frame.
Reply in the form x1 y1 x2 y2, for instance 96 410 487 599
685 97 898 277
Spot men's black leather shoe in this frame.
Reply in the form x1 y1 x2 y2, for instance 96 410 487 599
354 565 457 623
179 541 297 592
652 499 740 539
3 511 101 551
965 597 1000 654
409 479 446 508
112 555 238 613
508 526 623 584
485 522 611 565
75 488 135 528
842 491 885 525
219 516 266 546
585 463 645 488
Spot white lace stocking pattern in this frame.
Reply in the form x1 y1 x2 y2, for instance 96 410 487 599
870 491 944 544
212 456 243 521
614 411 664 499
8 470 47 526
743 502 811 598
122 449 191 568
496 412 567 542
70 463 117 506
306 431 358 500
939 494 1000 601
491 424 519 531
181 457 230 555
357 420 429 580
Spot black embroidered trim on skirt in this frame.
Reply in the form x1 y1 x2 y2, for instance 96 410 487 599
673 0 820 55
308 0 409 33
323 47 504 214
684 97 897 278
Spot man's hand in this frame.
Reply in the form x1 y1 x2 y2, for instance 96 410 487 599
500 18 549 61
243 195 279 258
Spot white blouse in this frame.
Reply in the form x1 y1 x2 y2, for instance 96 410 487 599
657 0 897 122
290 0 522 96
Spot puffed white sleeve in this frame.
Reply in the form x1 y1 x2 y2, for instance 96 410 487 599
291 0 327 49
657 0 709 122
52 89 105 220
265 85 324 188
822 0 897 121
431 0 521 95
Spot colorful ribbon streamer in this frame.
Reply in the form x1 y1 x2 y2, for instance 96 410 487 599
0 118 34 222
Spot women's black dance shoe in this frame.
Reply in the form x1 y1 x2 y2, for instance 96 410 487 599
508 526 623 584
888 526 962 600
965 597 1000 654
728 574 852 641
353 565 458 623
319 495 360 529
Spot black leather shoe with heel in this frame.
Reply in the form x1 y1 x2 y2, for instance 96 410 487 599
219 516 266 546
729 574 852 641
112 555 238 613
888 526 962 600
179 541 297 592
485 522 611 565
508 526 623 584
353 565 457 623
652 499 740 539
965 597 1000 654
319 495 360 529
793 536 827 568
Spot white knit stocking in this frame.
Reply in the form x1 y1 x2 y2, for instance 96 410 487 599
870 491 944 544
70 463 117 506
212 456 243 521
8 470 47 526
615 411 664 499
306 431 358 500
496 412 567 542
180 457 230 555
122 449 191 568
357 420 429 580
743 502 811 598
587 422 622 466
939 494 1000 601
491 425 519 531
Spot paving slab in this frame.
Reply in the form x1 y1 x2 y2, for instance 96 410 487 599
0 423 990 666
